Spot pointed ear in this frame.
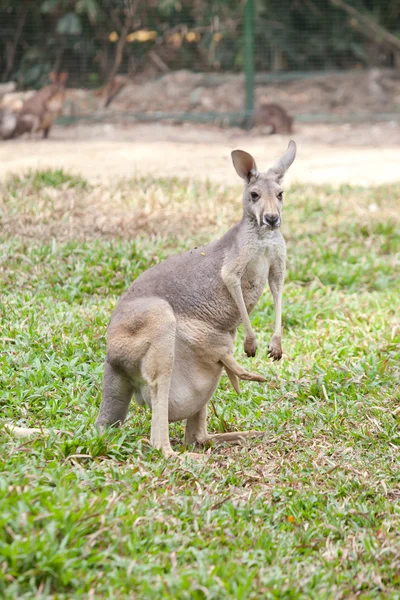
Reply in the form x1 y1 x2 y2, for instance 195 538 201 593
49 72 57 83
267 140 297 182
231 150 258 182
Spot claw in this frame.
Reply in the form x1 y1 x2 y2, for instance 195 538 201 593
268 338 283 361
244 335 257 357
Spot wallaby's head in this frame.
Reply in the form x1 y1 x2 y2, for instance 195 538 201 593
231 140 296 230
48 72 68 89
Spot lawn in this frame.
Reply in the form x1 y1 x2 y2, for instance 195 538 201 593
0 170 399 599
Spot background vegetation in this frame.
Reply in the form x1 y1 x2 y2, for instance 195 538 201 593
1 171 399 598
1 0 400 88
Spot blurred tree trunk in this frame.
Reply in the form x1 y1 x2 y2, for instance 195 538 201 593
331 0 400 53
3 0 31 82
104 0 141 105
53 36 67 74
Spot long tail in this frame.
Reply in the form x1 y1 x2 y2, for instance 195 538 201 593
3 424 65 438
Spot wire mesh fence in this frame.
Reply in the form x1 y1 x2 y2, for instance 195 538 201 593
1 0 400 129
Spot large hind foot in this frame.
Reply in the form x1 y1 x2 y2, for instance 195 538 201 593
184 406 264 448
208 430 265 443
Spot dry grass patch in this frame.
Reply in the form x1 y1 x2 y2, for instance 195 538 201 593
0 170 239 241
1 169 400 245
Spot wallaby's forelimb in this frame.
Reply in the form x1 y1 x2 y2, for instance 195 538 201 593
268 262 285 361
221 266 257 357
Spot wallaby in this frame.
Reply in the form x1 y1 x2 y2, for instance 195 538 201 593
4 142 296 448
10 72 68 139
252 103 294 134
95 141 297 457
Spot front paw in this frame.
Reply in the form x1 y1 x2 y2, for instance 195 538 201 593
268 336 282 361
244 335 257 357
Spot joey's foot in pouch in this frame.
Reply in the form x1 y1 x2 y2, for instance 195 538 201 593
268 336 282 361
244 335 257 357
241 371 266 383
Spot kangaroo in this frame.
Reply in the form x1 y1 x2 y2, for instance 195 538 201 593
95 141 297 457
10 72 68 139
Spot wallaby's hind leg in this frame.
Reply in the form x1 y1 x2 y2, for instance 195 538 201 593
97 298 176 457
43 127 50 139
96 362 134 428
136 304 176 456
184 406 208 444
142 329 176 456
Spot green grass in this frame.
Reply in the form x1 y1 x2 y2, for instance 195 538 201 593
1 170 400 599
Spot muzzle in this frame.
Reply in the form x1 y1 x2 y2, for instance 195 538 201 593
263 213 280 228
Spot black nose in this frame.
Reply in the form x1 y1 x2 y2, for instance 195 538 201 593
264 214 280 227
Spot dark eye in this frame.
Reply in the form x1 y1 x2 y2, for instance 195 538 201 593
250 191 260 201
277 191 283 201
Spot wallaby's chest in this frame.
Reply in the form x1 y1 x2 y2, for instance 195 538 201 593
241 240 285 312
241 254 270 312
46 93 65 113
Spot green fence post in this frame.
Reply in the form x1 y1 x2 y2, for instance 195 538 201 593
244 0 255 129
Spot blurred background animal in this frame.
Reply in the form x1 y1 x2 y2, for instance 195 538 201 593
252 103 294 134
2 72 68 139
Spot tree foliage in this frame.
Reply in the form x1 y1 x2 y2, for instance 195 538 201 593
0 0 400 87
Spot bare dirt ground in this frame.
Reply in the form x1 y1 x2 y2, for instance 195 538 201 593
1 121 400 186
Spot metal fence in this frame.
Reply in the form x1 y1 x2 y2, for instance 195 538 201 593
1 0 400 127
